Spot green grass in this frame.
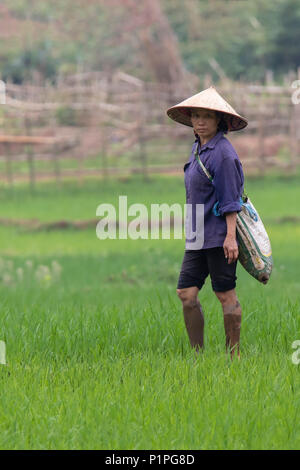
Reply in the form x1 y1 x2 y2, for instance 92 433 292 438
0 173 299 449
0 140 190 177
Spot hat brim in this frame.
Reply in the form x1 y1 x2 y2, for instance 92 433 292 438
167 106 248 132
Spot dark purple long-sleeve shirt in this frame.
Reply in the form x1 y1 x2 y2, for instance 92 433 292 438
183 130 244 250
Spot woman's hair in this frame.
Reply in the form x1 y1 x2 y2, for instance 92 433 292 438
216 111 229 134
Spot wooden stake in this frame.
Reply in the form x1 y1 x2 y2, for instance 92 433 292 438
4 142 13 189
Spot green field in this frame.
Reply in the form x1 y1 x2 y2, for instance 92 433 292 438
0 173 299 450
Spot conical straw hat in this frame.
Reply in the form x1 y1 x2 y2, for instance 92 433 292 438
166 85 248 132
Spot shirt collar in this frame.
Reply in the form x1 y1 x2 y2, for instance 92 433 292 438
195 130 224 151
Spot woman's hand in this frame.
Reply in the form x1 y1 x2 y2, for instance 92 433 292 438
223 234 239 264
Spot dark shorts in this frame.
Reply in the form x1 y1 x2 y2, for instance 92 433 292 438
177 247 237 292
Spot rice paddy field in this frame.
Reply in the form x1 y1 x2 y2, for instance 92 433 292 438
0 171 299 450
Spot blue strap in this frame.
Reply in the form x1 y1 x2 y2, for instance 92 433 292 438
242 200 258 221
213 201 221 217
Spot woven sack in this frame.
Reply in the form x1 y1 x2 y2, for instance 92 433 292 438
235 196 273 284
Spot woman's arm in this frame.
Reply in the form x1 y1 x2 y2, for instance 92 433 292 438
223 211 239 264
225 211 237 238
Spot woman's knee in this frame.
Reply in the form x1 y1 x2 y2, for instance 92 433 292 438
214 288 237 306
176 287 199 308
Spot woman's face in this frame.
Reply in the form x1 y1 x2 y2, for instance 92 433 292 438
190 108 220 139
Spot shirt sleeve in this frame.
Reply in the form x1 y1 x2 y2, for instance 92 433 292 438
212 156 244 216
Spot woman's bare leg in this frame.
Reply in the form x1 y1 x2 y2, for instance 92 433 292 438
176 286 204 352
214 288 242 359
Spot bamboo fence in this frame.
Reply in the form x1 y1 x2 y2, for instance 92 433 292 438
0 70 300 190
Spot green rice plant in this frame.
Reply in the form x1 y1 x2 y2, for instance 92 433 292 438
0 173 299 449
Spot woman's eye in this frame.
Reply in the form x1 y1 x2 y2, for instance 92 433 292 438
192 113 212 119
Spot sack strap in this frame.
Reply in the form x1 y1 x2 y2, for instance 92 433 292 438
194 141 248 202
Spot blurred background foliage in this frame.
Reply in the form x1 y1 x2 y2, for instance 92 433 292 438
0 0 299 85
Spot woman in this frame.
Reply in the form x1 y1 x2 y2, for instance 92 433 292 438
166 86 248 360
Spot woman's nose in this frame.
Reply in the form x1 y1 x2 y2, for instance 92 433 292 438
195 116 205 124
